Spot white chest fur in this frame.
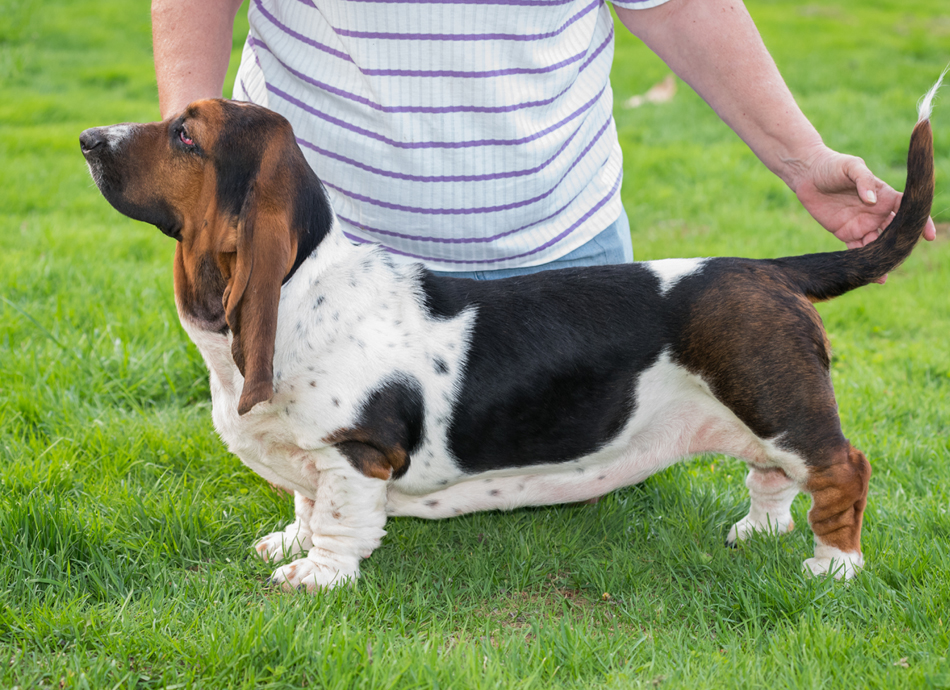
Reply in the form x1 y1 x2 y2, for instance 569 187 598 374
178 231 475 499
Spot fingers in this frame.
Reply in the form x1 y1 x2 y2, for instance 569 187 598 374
844 230 879 250
848 159 884 206
924 217 937 242
879 211 896 232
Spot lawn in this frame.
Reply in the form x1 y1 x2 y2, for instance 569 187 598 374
1 0 949 687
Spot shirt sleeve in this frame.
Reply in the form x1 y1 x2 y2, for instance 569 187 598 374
609 0 673 10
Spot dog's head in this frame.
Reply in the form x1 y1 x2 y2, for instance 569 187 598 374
81 99 333 414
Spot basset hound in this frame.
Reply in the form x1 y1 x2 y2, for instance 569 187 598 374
80 84 937 590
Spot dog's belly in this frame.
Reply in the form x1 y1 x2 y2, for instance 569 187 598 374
387 353 775 519
386 409 747 518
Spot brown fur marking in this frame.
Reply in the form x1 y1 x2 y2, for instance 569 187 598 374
806 443 871 553
676 264 844 465
323 429 408 481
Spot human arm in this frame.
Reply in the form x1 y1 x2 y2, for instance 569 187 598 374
152 0 246 119
614 0 937 250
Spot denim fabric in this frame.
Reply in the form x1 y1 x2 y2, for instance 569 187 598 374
427 208 633 281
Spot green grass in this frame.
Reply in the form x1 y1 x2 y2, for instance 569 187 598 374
1 0 949 687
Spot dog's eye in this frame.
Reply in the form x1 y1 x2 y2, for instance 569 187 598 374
179 127 194 147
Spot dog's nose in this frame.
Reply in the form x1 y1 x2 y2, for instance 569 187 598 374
80 128 107 154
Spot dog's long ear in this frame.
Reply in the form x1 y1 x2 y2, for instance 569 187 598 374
224 168 296 416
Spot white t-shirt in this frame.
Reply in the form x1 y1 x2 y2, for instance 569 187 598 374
235 0 670 271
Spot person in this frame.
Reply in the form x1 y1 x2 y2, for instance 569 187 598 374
151 0 936 280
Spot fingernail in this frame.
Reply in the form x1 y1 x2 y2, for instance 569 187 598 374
866 190 877 203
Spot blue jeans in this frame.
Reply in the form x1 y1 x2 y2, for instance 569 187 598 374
429 208 633 280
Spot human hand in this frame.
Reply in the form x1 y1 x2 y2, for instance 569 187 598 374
793 146 937 282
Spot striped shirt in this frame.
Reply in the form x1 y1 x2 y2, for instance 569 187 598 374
234 0 671 271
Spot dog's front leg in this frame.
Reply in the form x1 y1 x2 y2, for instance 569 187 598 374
268 456 388 591
255 491 316 563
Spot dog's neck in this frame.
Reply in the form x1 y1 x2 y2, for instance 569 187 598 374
283 174 335 285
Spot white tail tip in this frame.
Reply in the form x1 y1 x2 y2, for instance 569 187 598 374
918 64 949 123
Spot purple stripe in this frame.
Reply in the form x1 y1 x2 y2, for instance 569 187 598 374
334 125 606 242
256 0 592 78
342 168 622 264
359 50 584 78
254 0 354 63
249 32 611 113
322 115 611 215
332 0 598 41
268 81 606 148
297 117 585 182
249 39 264 70
579 24 612 71
340 0 576 6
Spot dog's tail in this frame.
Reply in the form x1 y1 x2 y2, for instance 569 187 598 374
775 69 943 302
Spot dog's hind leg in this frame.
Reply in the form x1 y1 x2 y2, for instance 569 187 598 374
727 466 798 545
802 442 871 580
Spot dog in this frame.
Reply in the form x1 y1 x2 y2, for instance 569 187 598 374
80 79 938 591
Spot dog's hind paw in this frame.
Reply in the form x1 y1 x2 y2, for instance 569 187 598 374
803 549 863 580
726 514 794 546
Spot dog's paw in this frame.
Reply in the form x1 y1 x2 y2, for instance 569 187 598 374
726 515 794 546
254 527 313 563
802 551 863 580
268 557 357 592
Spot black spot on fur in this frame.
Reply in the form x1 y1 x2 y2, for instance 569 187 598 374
433 357 449 376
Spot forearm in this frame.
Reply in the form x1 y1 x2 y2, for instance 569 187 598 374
615 0 824 193
152 0 245 118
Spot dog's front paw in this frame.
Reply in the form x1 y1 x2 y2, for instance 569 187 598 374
268 556 357 592
726 514 795 546
254 524 313 563
802 550 863 580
